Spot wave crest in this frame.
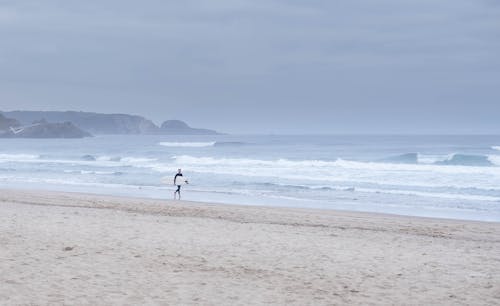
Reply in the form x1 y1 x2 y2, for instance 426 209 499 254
158 142 216 147
436 154 492 166
383 152 498 167
488 155 500 166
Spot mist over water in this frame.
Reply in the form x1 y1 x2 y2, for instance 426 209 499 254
1 134 500 221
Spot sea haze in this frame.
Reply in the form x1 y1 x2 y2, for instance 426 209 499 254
1 134 500 222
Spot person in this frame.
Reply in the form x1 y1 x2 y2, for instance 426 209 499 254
173 168 187 200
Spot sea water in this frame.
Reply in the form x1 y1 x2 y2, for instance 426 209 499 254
1 134 499 222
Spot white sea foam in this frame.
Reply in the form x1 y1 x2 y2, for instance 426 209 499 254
63 170 121 175
3 150 500 206
256 182 499 201
266 184 500 202
356 187 500 202
120 157 157 163
172 155 500 175
82 155 156 166
158 142 216 148
96 156 122 162
488 155 500 166
85 153 500 195
0 176 144 189
173 155 339 168
0 153 40 162
162 155 500 192
385 152 497 166
3 135 499 221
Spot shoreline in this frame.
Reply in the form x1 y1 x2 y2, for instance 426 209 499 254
2 187 499 226
2 185 499 223
1 188 499 305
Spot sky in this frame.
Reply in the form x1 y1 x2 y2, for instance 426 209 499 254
0 0 499 134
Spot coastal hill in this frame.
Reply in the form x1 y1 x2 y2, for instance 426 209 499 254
1 111 222 135
2 111 158 135
0 115 91 138
160 120 220 135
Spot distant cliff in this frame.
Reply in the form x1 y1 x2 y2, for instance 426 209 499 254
159 120 220 135
1 111 222 135
2 111 159 135
0 115 91 138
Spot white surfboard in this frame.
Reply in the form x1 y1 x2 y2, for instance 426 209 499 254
162 176 189 185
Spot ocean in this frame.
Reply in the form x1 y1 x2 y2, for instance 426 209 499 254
1 134 499 222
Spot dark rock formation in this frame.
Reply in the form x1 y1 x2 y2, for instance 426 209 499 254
159 120 220 135
161 120 190 130
0 114 20 132
81 155 97 161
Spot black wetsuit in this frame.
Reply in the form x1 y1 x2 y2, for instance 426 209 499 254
174 173 183 193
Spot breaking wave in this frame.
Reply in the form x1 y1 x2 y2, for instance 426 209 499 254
63 170 124 175
170 155 500 173
382 153 500 167
0 153 157 168
158 141 248 148
3 151 500 205
488 155 500 166
158 141 216 147
160 155 500 191
435 154 493 166
0 153 40 162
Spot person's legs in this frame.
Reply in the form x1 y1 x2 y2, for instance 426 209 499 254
174 185 181 200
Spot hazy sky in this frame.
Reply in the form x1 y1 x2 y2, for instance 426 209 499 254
1 0 499 134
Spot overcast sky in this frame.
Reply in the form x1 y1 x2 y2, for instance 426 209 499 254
0 0 499 134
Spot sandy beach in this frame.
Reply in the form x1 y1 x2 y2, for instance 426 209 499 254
0 189 499 305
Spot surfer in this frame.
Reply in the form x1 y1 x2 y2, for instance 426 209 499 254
173 168 186 200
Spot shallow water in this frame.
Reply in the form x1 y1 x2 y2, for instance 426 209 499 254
1 134 500 221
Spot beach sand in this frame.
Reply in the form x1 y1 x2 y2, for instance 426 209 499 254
0 189 499 305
